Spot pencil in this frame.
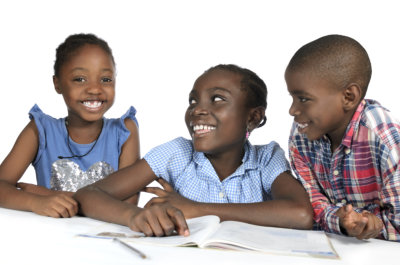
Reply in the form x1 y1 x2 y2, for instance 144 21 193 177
113 237 147 259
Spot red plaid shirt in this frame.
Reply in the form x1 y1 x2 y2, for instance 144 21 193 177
289 100 400 241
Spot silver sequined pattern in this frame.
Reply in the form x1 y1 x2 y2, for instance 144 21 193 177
50 159 115 192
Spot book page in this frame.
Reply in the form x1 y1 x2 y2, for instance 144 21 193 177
200 221 338 259
78 215 221 247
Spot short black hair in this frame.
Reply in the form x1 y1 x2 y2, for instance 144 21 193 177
54 33 115 77
286 34 372 98
204 64 267 127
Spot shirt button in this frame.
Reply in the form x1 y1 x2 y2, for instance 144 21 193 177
333 170 339 176
341 199 347 204
345 148 351 155
219 192 224 198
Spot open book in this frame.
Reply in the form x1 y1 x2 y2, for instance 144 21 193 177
78 215 338 259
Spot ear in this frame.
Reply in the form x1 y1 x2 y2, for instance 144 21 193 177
247 106 266 131
342 83 361 112
53 75 62 94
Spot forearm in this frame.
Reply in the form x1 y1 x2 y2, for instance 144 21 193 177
0 180 41 212
292 169 342 233
191 200 313 230
17 182 74 197
74 185 140 227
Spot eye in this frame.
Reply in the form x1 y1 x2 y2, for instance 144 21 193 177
189 98 197 105
212 95 224 102
73 77 86 83
299 97 309 103
101 77 113 83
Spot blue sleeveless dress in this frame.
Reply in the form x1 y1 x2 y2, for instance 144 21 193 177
29 104 138 192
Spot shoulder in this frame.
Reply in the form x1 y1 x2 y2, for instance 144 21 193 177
146 137 194 158
143 137 194 178
28 104 62 138
361 100 400 148
250 141 289 167
105 106 138 128
362 100 399 127
123 117 138 135
247 141 290 188
102 107 139 143
29 104 58 124
122 106 138 127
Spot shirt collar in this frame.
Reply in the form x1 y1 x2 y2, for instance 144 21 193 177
192 140 258 177
341 99 366 148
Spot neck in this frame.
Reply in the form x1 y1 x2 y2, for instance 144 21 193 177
206 145 245 181
328 109 356 152
65 117 103 144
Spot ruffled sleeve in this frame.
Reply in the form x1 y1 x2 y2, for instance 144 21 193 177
29 104 47 164
258 141 291 193
143 137 193 185
117 106 139 151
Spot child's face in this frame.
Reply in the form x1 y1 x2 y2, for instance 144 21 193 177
286 69 349 145
53 44 115 124
185 70 250 155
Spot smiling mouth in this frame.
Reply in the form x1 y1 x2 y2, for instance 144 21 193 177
192 124 216 136
82 100 103 109
296 122 310 134
297 122 309 129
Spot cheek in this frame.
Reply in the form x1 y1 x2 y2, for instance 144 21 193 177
109 89 116 100
219 110 246 132
184 110 191 128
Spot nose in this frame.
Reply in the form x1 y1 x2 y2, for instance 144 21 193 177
289 101 300 117
86 80 102 95
190 102 208 116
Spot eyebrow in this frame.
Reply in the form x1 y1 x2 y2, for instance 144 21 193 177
209 86 232 94
189 86 233 97
289 90 312 97
70 67 114 73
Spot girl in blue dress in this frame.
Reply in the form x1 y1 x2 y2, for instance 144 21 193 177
0 34 140 218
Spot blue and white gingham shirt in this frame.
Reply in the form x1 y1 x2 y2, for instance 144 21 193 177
144 137 290 203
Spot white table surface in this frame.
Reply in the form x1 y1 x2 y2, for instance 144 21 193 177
0 207 399 265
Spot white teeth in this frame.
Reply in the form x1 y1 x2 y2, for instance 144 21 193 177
83 101 102 108
297 123 308 129
193 124 216 132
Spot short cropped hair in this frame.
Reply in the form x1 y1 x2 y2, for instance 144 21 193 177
54 33 115 78
286 34 372 98
205 64 268 127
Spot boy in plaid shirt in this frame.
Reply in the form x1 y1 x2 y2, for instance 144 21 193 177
286 34 400 241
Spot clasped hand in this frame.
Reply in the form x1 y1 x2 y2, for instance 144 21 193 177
124 178 193 237
17 182 78 218
336 204 383 240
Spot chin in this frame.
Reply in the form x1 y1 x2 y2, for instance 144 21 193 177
192 139 215 153
192 142 207 153
305 132 324 141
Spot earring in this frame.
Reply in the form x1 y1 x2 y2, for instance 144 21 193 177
246 127 250 139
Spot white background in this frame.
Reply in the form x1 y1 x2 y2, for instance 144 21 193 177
0 0 399 202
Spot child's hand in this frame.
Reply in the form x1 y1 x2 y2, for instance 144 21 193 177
30 194 78 218
127 202 189 237
144 178 198 218
358 210 384 239
336 204 383 240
